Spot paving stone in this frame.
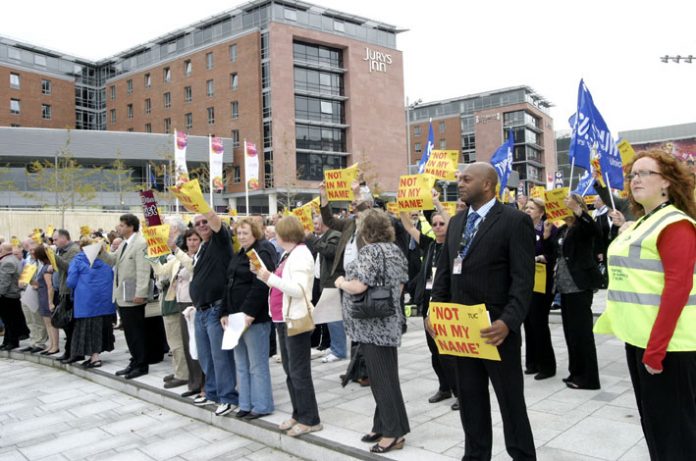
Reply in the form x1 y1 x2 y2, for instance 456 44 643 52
546 416 645 460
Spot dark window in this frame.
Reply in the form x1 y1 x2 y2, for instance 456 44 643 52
207 80 214 97
185 113 192 130
144 73 151 87
293 41 342 68
206 52 214 70
110 85 116 100
231 129 240 147
184 60 192 76
207 107 215 125
41 104 51 120
295 95 343 123
164 92 171 108
41 79 51 95
126 79 133 94
229 44 237 62
296 153 347 181
163 67 171 83
184 86 192 103
293 67 343 95
295 124 346 152
145 123 152 133
127 104 133 119
231 101 239 119
233 165 241 183
164 117 171 133
145 98 151 114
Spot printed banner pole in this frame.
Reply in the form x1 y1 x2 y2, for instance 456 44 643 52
209 135 214 210
604 172 616 210
568 157 575 196
244 140 249 216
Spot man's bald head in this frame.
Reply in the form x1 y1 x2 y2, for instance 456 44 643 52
458 162 499 208
467 162 498 188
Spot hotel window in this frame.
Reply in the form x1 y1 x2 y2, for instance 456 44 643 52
110 85 116 100
206 79 214 97
144 73 151 87
164 117 172 133
232 166 241 183
145 98 151 114
127 79 133 94
185 113 192 130
184 60 192 76
230 73 238 90
229 44 237 62
439 121 446 133
10 73 20 89
163 92 171 108
207 107 215 125
41 79 51 95
110 109 116 123
163 67 171 83
439 139 446 149
231 101 239 119
413 126 421 137
415 143 421 153
127 104 133 119
145 123 152 133
231 129 240 147
206 52 214 70
42 104 52 120
184 86 192 103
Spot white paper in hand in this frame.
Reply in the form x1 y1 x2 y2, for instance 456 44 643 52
312 288 343 324
221 313 247 350
83 243 102 267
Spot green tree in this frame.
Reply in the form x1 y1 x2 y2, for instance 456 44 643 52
100 151 139 208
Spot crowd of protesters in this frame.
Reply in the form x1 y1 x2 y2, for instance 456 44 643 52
0 150 694 459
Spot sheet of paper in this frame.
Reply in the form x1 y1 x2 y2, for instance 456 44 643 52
221 312 247 350
312 288 343 324
83 243 102 267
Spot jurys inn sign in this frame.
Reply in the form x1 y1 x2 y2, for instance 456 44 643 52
363 47 392 73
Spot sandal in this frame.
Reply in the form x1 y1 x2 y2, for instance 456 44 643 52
278 418 297 431
370 437 405 453
87 360 102 368
286 423 323 437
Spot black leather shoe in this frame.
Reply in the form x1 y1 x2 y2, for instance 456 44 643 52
124 368 148 380
451 400 460 411
361 432 382 443
163 378 187 389
30 347 45 353
115 366 134 376
65 356 83 364
236 410 251 418
524 368 538 375
18 346 33 352
243 412 270 420
534 371 556 381
181 389 200 398
428 390 452 403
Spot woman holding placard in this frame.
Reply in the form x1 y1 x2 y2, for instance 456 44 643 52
543 193 603 390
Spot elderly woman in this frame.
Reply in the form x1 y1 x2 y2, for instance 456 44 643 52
544 193 603 390
335 208 410 454
253 215 322 436
220 217 276 419
66 237 116 367
595 150 696 460
523 198 557 380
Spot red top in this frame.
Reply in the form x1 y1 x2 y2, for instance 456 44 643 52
643 220 696 370
269 259 287 323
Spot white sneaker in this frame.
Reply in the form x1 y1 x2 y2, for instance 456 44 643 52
310 349 324 360
193 396 214 406
271 354 282 363
214 403 236 416
321 353 343 363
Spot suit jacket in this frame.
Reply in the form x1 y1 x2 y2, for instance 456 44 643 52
320 204 364 277
54 242 80 296
100 233 151 306
431 201 535 333
305 229 341 289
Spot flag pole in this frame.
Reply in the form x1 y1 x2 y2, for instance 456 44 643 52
208 135 214 210
244 139 249 216
568 158 575 195
581 176 594 196
604 172 616 210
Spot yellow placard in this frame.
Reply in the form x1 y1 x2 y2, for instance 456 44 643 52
323 164 359 202
18 264 37 286
171 179 212 214
308 197 321 214
291 204 314 232
441 202 458 217
80 225 91 237
11 237 20 248
397 174 435 212
423 150 459 181
544 187 573 220
46 247 58 270
228 209 238 217
143 224 171 258
386 202 399 215
32 230 42 244
530 186 546 200
584 195 598 206
617 139 636 166
46 225 55 238
428 302 501 361
534 263 546 294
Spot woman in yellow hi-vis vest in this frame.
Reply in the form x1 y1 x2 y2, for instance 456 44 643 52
595 150 696 461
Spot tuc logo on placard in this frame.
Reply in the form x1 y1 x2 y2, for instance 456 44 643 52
363 47 392 73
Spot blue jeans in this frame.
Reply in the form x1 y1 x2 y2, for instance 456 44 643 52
234 321 274 414
327 320 347 358
194 306 238 405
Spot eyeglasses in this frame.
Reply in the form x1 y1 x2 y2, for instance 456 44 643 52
626 170 662 181
432 222 446 227
194 220 208 227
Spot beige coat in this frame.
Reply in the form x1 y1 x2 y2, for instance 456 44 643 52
100 233 150 306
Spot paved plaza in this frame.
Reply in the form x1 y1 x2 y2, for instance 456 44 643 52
0 290 650 461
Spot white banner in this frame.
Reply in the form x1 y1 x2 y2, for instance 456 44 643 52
209 136 224 192
244 141 260 191
174 130 189 183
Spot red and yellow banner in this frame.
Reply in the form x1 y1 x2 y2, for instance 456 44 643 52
428 302 500 361
423 150 459 181
397 174 435 211
544 187 573 221
324 164 359 202
171 179 212 214
143 224 171 258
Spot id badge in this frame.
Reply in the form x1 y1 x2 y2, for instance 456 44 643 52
453 256 463 275
425 268 437 290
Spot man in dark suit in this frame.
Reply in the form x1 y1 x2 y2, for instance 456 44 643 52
431 162 536 460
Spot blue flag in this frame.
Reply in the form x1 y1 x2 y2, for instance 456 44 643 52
149 165 158 189
573 169 596 196
568 80 624 190
490 130 515 196
417 120 435 174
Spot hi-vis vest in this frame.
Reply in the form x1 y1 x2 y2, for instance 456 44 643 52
594 204 696 351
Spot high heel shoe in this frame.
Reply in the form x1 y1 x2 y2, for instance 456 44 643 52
370 437 405 453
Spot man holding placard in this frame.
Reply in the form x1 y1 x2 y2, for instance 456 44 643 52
430 162 536 460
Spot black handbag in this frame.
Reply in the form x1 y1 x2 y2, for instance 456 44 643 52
348 246 394 319
51 295 73 329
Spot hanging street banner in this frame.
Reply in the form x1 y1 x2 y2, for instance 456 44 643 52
324 164 359 201
244 141 260 191
397 174 435 211
210 136 224 192
174 130 189 183
428 302 501 361
424 150 459 181
171 179 212 214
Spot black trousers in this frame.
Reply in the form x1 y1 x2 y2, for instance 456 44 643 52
524 292 556 375
361 343 410 438
626 344 696 461
0 296 28 347
119 304 148 371
424 324 457 393
454 332 536 461
560 291 600 388
277 323 320 426
179 311 204 392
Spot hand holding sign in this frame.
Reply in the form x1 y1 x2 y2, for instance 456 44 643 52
480 319 510 346
428 302 501 361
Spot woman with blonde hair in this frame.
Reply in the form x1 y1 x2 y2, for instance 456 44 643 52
595 150 696 460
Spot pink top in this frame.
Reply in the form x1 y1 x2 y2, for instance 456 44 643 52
269 259 287 322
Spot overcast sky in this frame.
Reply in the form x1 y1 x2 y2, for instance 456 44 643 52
2 0 694 133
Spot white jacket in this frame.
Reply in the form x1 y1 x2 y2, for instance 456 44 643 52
265 244 315 321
